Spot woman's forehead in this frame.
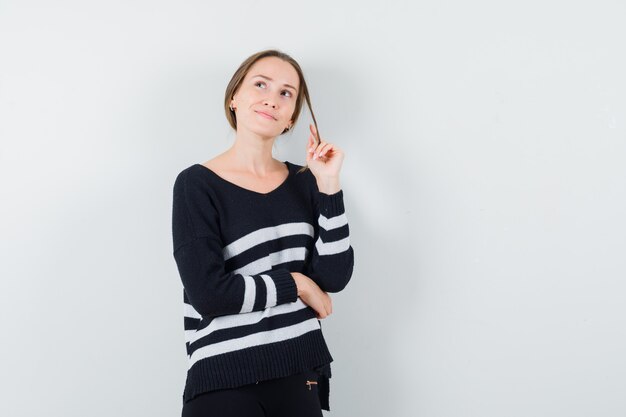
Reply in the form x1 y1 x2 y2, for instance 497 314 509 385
247 57 299 88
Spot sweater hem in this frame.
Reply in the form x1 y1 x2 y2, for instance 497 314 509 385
182 329 334 410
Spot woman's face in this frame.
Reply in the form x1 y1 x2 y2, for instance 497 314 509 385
231 56 300 138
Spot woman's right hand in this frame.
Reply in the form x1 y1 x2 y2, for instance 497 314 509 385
291 272 333 319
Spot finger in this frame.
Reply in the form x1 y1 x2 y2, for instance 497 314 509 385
314 301 325 318
312 141 326 156
322 302 329 317
320 294 330 316
313 141 326 153
307 135 315 155
308 134 318 153
310 124 320 143
307 138 317 163
318 143 334 158
314 143 332 160
307 135 314 152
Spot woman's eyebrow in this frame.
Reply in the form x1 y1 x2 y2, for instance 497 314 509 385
251 74 298 92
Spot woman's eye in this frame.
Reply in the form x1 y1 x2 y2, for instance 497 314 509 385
254 81 291 98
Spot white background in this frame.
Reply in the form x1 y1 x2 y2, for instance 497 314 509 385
1 1 625 416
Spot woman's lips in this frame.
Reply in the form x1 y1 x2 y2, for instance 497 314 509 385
256 111 276 120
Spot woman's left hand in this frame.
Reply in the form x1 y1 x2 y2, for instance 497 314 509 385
306 124 344 192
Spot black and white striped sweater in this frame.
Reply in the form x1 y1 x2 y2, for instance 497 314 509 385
171 160 354 410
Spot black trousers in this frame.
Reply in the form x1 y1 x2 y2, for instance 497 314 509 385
181 369 324 417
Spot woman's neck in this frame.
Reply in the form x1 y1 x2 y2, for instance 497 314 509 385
225 133 281 176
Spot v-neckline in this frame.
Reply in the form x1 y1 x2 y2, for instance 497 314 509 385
195 161 292 196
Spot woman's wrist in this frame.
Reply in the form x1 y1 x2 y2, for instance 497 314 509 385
316 177 341 194
291 272 305 296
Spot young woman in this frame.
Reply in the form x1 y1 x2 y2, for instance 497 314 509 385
172 49 355 417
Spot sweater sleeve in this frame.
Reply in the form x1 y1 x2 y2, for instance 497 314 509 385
171 168 298 318
305 184 355 293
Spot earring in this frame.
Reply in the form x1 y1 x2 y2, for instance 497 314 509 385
229 106 236 112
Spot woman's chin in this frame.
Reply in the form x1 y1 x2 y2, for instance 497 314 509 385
249 125 283 139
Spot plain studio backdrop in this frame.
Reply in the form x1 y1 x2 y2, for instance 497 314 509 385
1 1 625 416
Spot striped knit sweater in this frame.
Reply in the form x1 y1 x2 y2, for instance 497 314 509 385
171 160 354 410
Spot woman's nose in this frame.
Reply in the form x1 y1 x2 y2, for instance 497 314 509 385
263 92 282 108
263 99 277 108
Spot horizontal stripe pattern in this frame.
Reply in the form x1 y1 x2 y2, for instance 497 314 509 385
232 247 309 275
316 235 351 256
183 330 334 405
182 244 311 329
181 212 347 360
223 222 314 260
187 298 310 345
318 213 348 230
181 212 348 355
191 305 316 349
315 211 351 256
174 162 353 411
188 318 321 368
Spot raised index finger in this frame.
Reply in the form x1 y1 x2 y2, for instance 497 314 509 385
309 124 320 143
